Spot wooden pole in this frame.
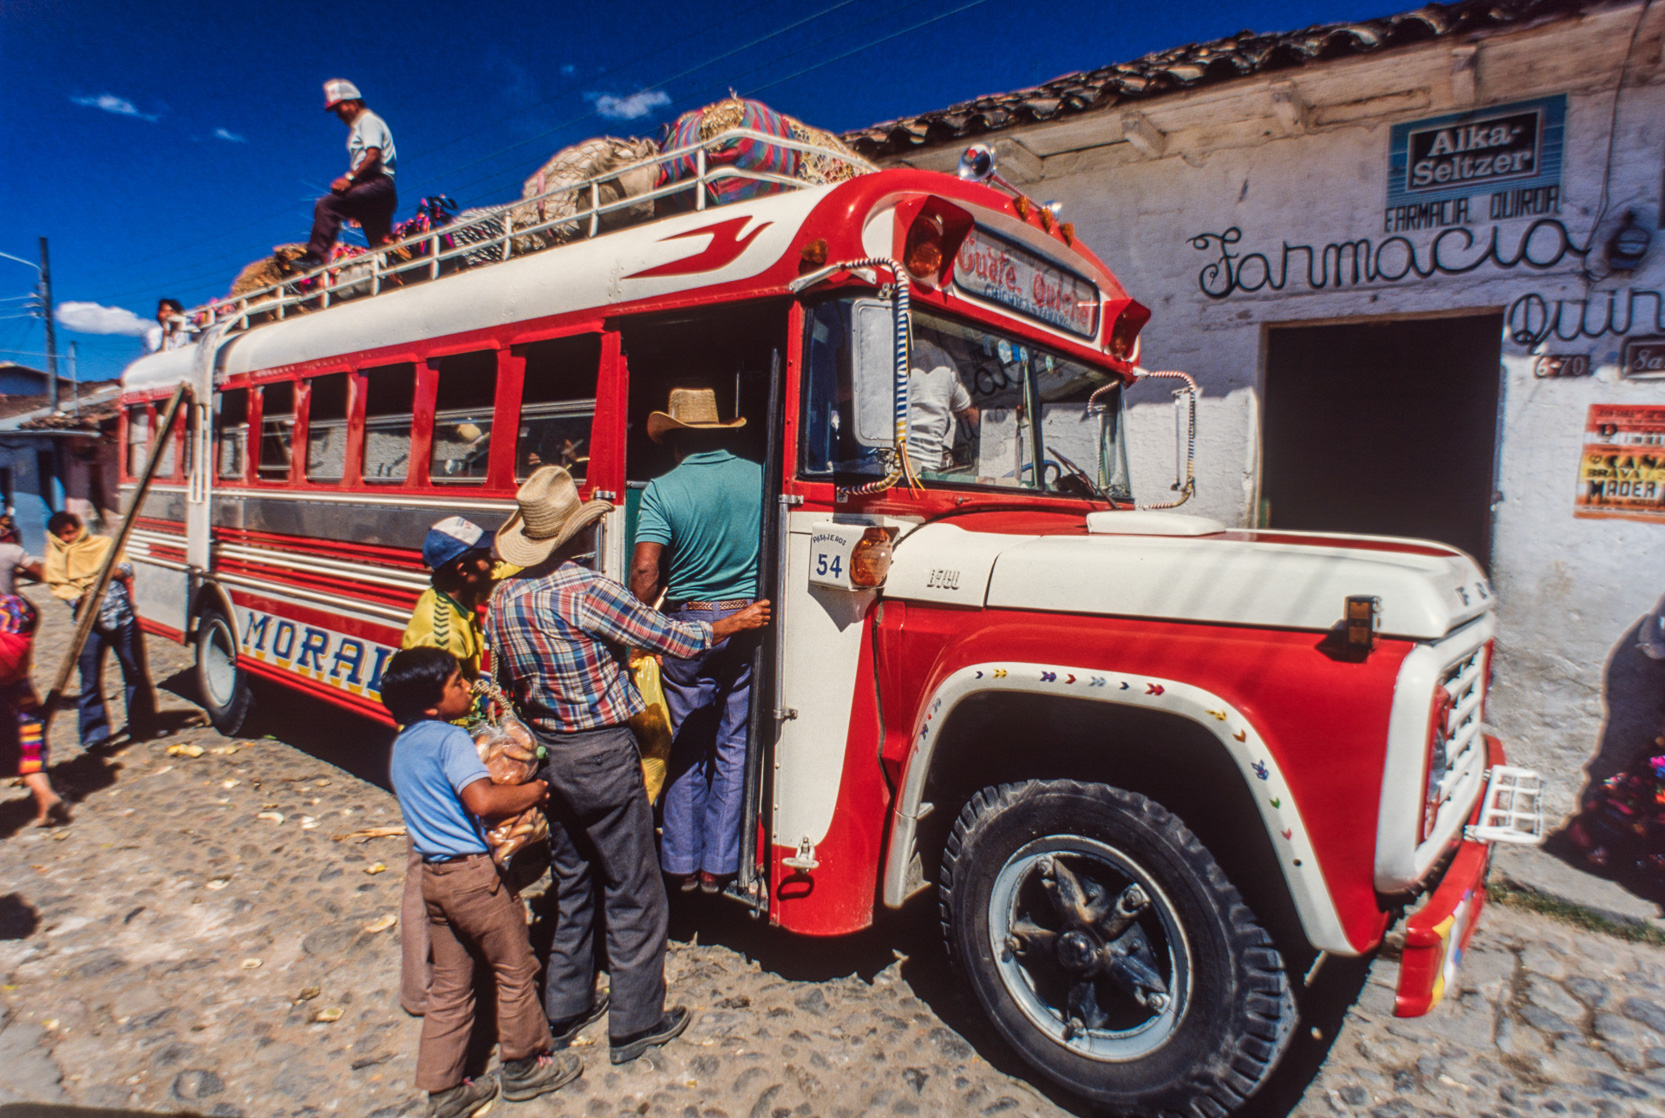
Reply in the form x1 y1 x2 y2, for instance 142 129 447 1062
40 382 189 732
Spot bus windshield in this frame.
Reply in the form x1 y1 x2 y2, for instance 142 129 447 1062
801 297 1131 501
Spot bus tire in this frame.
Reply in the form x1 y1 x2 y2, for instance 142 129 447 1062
195 607 255 736
939 779 1296 1116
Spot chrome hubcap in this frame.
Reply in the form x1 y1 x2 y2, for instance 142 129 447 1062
988 838 1190 1061
204 622 237 708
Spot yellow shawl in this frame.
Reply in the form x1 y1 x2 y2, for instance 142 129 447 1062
44 527 119 603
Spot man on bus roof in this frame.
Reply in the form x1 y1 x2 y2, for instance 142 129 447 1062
286 79 398 274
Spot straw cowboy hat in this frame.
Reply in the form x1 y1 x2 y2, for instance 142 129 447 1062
495 466 613 568
646 388 746 444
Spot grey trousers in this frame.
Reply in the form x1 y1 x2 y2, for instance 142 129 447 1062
535 723 669 1038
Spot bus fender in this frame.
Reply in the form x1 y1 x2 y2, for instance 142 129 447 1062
880 660 1357 957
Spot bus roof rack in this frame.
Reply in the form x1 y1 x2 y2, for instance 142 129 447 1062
193 127 875 335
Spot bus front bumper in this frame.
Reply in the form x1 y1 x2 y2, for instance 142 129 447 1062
1394 735 1541 1017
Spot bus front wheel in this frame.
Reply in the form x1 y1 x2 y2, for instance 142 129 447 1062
195 607 254 736
939 779 1296 1116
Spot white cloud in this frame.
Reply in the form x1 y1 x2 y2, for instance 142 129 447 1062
56 302 152 337
70 93 158 122
586 89 671 121
214 127 247 143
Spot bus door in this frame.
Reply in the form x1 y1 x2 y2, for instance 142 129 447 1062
617 304 785 913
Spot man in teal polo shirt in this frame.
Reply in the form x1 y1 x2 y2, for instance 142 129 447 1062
630 388 762 894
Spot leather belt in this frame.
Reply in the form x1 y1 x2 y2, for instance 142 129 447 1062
674 599 752 611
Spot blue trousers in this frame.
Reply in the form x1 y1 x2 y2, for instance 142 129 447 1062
658 603 754 877
77 620 154 747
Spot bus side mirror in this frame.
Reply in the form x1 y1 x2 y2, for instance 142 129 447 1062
851 297 897 448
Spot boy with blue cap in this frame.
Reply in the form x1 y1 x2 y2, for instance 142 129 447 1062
397 515 502 1015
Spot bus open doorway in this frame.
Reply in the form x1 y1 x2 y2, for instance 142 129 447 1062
618 302 788 914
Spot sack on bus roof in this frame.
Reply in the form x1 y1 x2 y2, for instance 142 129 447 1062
510 136 661 249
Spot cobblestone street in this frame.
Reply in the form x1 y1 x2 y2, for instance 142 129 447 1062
3 590 1665 1117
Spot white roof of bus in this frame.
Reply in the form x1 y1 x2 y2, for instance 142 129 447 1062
123 185 835 394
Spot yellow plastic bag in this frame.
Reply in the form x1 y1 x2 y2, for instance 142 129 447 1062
629 652 674 804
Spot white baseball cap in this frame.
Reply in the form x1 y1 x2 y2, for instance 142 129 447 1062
323 79 363 110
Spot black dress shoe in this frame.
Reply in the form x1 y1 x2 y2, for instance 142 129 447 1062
609 1005 691 1065
549 991 609 1049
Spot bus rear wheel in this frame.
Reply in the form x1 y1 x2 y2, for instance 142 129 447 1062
939 779 1296 1116
195 607 254 736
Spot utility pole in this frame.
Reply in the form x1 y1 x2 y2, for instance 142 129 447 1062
39 237 58 413
69 342 80 417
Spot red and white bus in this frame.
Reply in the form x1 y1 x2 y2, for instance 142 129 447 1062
119 130 1540 1115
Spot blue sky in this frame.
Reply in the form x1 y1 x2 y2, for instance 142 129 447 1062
1 0 1386 386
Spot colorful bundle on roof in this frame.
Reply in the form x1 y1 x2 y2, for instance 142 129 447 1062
657 95 873 208
1568 743 1665 882
389 195 462 253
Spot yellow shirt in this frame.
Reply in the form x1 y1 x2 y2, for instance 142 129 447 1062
401 588 484 679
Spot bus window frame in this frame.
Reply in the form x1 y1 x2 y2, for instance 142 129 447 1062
214 385 254 484
254 376 301 485
122 394 186 484
421 343 507 489
510 327 607 487
357 351 423 488
302 369 354 485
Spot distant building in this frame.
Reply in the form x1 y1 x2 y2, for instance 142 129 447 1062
0 362 84 399
0 384 122 554
848 0 1665 817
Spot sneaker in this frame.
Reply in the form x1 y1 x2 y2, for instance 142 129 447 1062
698 871 733 895
609 1006 691 1065
550 991 609 1049
499 1051 581 1102
427 1075 498 1118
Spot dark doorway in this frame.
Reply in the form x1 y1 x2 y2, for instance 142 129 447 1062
1260 314 1502 570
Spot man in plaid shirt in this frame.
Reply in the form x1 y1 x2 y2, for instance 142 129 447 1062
490 467 768 1067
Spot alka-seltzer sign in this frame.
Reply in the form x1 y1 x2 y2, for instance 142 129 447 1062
954 225 1100 339
1576 404 1665 522
1384 95 1566 233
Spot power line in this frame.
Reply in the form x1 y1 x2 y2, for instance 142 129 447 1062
437 0 938 205
76 0 850 291
85 0 984 307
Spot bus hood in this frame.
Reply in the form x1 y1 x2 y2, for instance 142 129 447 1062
884 519 1493 640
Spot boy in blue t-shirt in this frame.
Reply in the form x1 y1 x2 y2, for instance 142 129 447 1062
384 647 580 1117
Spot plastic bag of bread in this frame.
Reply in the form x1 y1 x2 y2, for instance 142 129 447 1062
469 705 546 864
485 806 549 865
471 717 540 786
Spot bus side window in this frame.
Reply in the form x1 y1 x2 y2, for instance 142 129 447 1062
516 336 599 481
363 363 415 484
156 407 178 478
127 406 151 477
431 351 496 484
258 382 296 481
306 373 349 482
217 389 249 481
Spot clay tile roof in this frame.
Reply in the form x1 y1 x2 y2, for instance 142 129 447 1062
844 0 1603 158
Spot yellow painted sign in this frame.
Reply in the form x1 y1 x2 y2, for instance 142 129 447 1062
1576 404 1665 521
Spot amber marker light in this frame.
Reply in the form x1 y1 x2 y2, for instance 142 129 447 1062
800 238 829 266
849 526 896 588
1345 595 1380 657
903 215 945 280
1107 302 1151 361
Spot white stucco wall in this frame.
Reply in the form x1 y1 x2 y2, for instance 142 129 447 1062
895 3 1665 817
